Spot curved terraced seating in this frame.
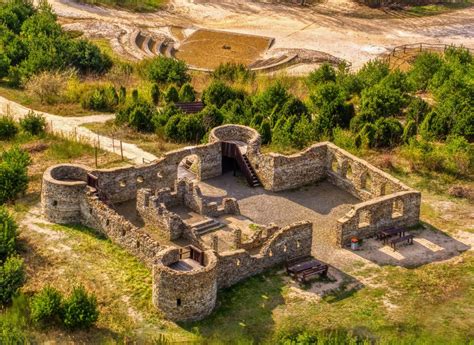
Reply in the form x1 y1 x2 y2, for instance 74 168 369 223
141 36 154 57
248 54 298 72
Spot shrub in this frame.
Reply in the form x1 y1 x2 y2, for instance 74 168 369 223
201 105 223 132
0 207 18 261
68 39 112 75
150 83 160 105
356 60 390 91
80 86 118 112
0 256 25 305
212 62 255 83
0 294 29 343
163 85 179 104
359 83 405 119
402 119 417 143
408 52 443 91
259 119 272 145
179 83 196 103
19 111 46 136
0 115 18 140
31 286 63 325
116 99 156 132
164 114 205 143
143 56 189 85
371 117 403 148
24 70 69 104
254 82 290 122
61 285 99 329
0 146 31 204
202 81 244 108
307 63 337 86
406 97 430 125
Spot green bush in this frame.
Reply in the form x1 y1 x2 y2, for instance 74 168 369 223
116 99 156 132
355 60 390 91
212 62 255 83
0 293 29 344
164 114 205 143
202 80 244 108
201 105 223 132
62 285 99 329
0 146 31 204
142 56 189 85
80 86 118 112
179 83 196 103
0 207 18 261
19 111 46 136
0 115 18 140
402 119 417 143
307 63 336 86
163 85 179 104
406 97 430 125
0 256 25 305
31 286 63 325
408 52 443 91
150 83 160 105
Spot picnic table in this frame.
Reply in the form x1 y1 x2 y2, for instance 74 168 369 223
376 228 407 245
286 257 328 283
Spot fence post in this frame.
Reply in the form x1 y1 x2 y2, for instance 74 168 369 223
419 43 422 52
94 145 98 168
120 140 124 161
112 134 115 153
50 120 53 133
97 134 100 150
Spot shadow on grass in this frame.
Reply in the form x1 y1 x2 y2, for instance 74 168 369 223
181 269 287 343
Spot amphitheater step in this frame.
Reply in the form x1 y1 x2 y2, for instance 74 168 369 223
192 218 224 235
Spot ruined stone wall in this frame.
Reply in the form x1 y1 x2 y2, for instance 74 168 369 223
209 124 261 155
85 142 221 204
235 223 280 251
326 143 408 201
260 144 328 192
336 191 421 246
136 188 186 241
216 221 313 288
81 194 163 267
152 248 218 321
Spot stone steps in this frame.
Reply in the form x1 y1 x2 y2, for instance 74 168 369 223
191 218 223 235
242 154 261 187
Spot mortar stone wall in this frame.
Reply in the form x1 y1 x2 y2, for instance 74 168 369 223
153 248 218 321
217 221 313 288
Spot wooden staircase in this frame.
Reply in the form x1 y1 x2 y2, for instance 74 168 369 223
242 154 261 187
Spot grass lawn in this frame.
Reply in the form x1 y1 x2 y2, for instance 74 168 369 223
74 0 167 12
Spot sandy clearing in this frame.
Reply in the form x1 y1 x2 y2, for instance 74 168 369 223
47 0 474 69
0 96 157 164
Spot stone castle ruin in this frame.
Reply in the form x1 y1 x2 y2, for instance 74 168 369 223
41 125 420 321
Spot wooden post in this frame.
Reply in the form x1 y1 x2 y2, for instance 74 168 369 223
97 134 100 150
94 145 98 168
112 134 115 153
50 120 53 133
120 140 124 161
74 127 77 141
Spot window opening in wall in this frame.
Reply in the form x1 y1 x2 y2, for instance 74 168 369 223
392 200 404 218
283 244 288 252
136 240 140 248
177 298 181 307
331 157 338 173
137 176 144 183
361 172 372 192
121 229 126 236
106 219 110 226
380 183 386 196
345 163 353 181
52 200 58 206
296 240 301 248
236 258 241 266
178 155 200 181
269 250 273 257
119 180 126 188
157 172 163 179
358 210 371 228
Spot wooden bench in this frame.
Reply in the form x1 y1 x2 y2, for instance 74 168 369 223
377 228 407 244
286 257 328 283
295 265 328 283
389 234 414 251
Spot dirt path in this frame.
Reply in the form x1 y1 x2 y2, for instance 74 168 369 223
48 0 474 69
0 96 157 164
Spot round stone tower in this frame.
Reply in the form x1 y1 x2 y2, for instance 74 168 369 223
152 247 218 321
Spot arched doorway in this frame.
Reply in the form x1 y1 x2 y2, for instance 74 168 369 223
178 154 201 181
